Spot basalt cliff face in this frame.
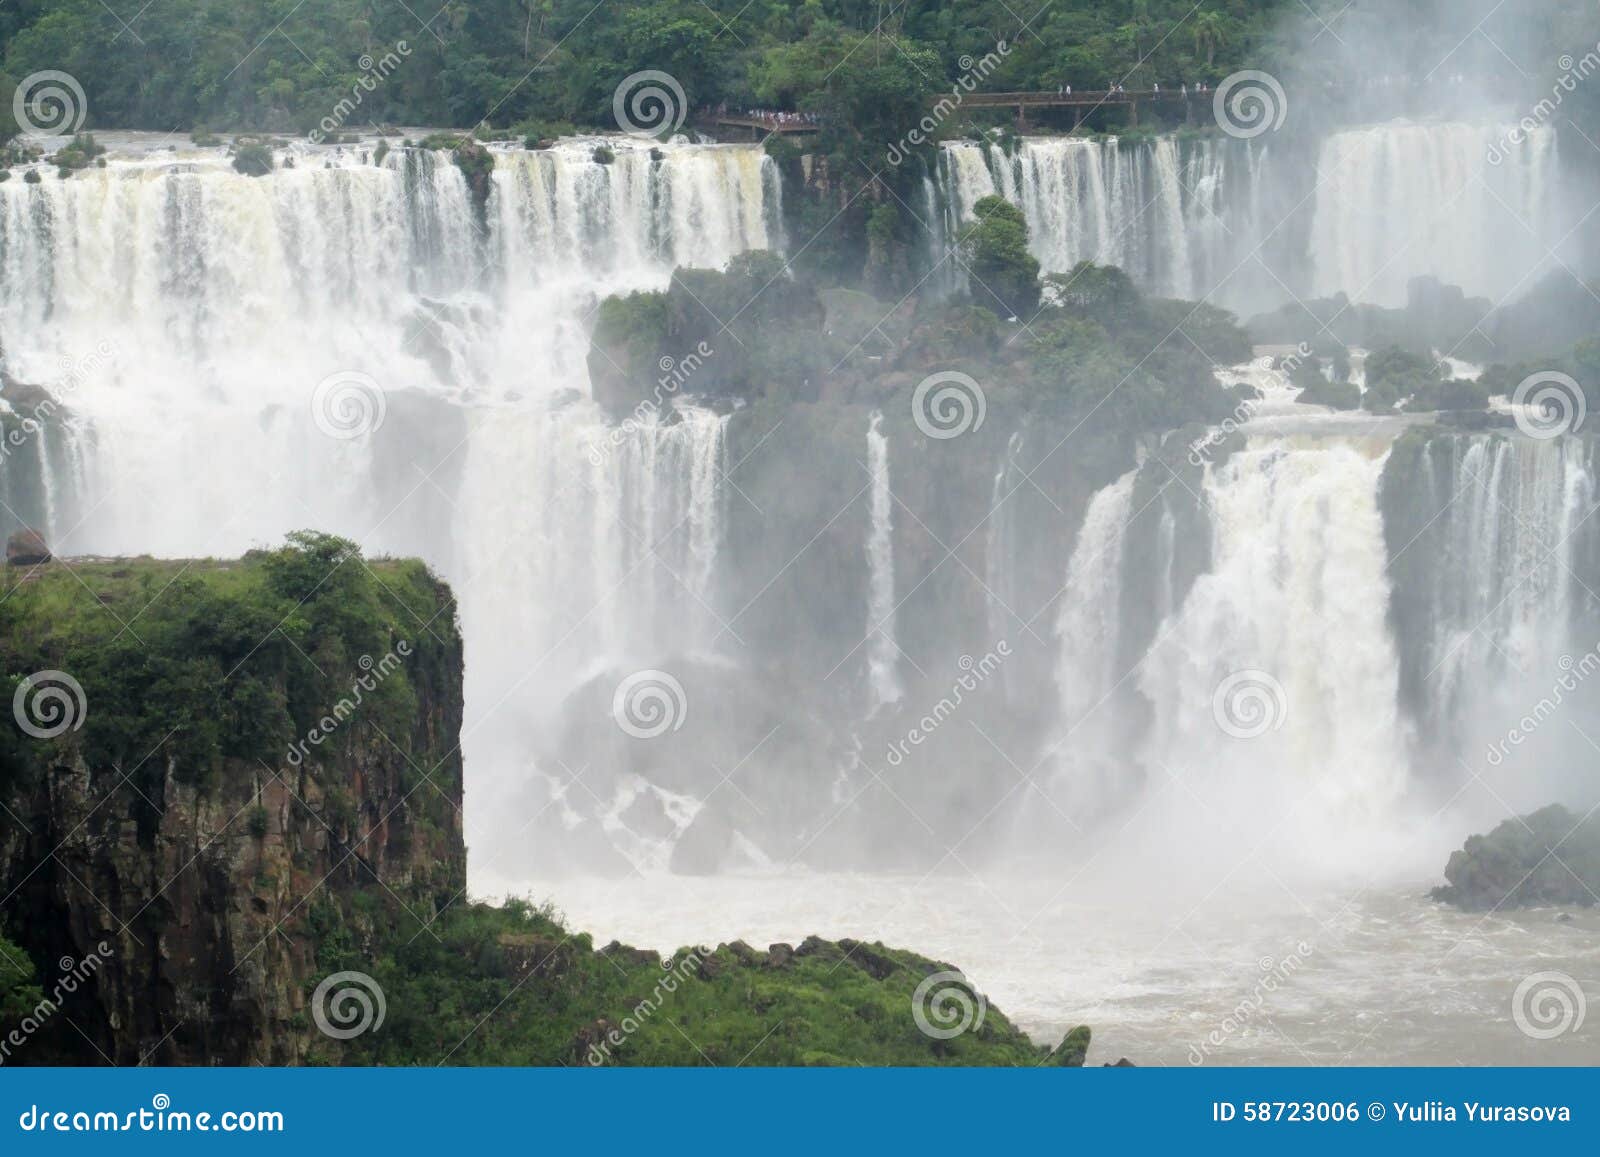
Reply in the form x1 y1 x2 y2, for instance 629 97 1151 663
0 541 464 1064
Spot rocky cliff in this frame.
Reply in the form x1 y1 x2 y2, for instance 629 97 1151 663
0 534 464 1063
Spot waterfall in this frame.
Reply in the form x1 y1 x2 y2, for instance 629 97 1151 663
985 430 1025 647
0 135 773 868
1384 432 1600 807
934 121 1565 315
1139 436 1408 824
1309 122 1560 306
865 411 901 710
935 136 1276 307
0 138 773 550
1046 468 1139 815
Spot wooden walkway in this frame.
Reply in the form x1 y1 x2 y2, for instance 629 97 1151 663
958 88 1204 127
701 87 1205 138
697 114 821 140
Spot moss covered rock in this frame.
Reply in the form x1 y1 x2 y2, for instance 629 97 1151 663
1432 805 1600 910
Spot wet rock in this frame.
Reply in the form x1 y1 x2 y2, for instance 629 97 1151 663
835 937 901 981
1054 1024 1091 1066
600 941 663 970
1432 804 1600 910
6 527 51 566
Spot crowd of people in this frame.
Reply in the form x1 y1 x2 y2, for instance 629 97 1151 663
1052 81 1213 96
705 104 822 126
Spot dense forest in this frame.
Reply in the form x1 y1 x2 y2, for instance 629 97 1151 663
3 0 1597 142
0 1 1288 136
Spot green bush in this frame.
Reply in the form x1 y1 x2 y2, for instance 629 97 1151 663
958 195 1042 320
1297 379 1362 410
1363 345 1442 412
231 141 274 176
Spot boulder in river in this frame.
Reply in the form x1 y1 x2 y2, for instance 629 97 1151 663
1431 804 1600 910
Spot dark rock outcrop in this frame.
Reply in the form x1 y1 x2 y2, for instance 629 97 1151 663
1431 805 1600 910
6 527 50 566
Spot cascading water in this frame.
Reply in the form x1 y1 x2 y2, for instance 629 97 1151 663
0 134 774 871
1385 430 1600 812
1045 468 1139 818
985 430 1026 667
1139 436 1409 820
934 136 1280 309
864 411 902 711
934 120 1565 316
1308 122 1560 306
2 126 1592 880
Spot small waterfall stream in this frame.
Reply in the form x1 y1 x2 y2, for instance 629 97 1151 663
865 411 902 711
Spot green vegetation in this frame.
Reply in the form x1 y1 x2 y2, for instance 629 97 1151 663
1432 805 1600 911
588 249 825 413
1362 345 1443 413
50 132 103 176
230 139 274 176
0 531 454 799
959 195 1041 320
591 241 1250 442
0 928 41 1027
312 897 1087 1066
1482 338 1600 416
0 2 1291 138
1296 378 1361 410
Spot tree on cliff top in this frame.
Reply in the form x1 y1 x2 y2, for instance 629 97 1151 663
958 195 1041 321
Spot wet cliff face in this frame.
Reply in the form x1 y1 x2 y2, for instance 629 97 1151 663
0 540 464 1065
1380 427 1600 809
